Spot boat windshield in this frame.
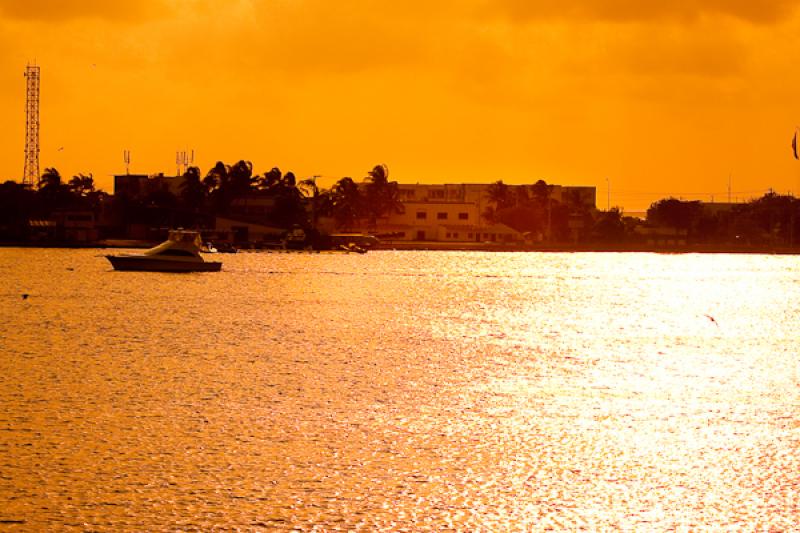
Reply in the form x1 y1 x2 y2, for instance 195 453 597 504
169 230 203 247
142 230 203 257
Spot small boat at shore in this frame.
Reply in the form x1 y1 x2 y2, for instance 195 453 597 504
106 230 222 272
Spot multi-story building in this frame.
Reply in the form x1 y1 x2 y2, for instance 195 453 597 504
113 173 186 200
373 182 597 243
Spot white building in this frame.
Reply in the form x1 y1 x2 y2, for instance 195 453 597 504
372 183 596 243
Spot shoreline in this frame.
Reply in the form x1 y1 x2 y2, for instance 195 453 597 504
2 240 799 255
376 241 800 255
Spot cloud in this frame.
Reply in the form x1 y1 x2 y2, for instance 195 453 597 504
485 0 797 24
620 29 746 77
0 0 170 22
155 1 453 80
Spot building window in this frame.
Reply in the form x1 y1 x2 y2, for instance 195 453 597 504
468 233 473 239
416 211 427 220
453 232 459 239
437 212 448 220
458 212 468 220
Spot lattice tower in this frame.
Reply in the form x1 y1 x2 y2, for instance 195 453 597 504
23 64 40 187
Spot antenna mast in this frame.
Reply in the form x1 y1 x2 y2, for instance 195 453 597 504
123 150 131 175
23 64 40 187
176 149 194 175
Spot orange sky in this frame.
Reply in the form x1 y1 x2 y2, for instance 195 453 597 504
2 0 800 211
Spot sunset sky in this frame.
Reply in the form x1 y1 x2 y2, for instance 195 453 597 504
2 0 800 211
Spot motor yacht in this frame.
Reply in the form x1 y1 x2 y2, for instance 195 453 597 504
106 230 222 272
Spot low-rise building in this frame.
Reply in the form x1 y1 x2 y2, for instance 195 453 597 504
372 182 595 243
53 210 99 243
213 216 285 246
634 225 688 247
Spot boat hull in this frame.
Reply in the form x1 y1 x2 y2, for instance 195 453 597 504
106 255 221 272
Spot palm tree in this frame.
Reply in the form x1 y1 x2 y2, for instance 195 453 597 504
38 167 62 191
37 167 73 214
531 179 551 207
257 167 282 191
531 180 553 240
67 173 95 197
204 161 227 193
299 175 321 229
270 174 306 228
330 176 363 230
368 163 389 183
180 166 206 211
228 160 255 197
486 180 512 210
204 161 230 213
363 164 402 228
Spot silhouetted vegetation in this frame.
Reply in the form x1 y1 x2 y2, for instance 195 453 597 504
641 194 800 247
592 207 626 243
2 161 800 251
481 182 800 249
0 170 108 242
483 179 591 241
0 161 408 245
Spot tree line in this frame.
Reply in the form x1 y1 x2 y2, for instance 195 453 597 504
642 193 800 247
0 162 403 242
1 162 799 249
469 179 800 247
170 161 402 231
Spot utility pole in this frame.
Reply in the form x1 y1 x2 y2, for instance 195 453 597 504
606 177 610 210
23 64 40 187
728 173 732 203
308 175 320 231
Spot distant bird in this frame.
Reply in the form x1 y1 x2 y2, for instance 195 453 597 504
21 293 29 300
703 314 719 327
57 147 64 151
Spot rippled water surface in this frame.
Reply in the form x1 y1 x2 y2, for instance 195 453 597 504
1 249 799 530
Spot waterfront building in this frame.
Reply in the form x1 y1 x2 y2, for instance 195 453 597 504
369 182 597 244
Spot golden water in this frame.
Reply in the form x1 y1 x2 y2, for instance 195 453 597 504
1 249 799 530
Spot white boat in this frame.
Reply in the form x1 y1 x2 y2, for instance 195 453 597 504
106 230 222 272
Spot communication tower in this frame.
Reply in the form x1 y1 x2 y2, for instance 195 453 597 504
23 64 40 187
